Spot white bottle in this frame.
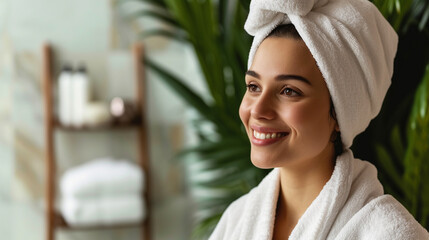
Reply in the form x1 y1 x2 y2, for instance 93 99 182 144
71 64 90 127
58 64 73 126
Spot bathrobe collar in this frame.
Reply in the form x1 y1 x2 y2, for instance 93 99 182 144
238 149 381 239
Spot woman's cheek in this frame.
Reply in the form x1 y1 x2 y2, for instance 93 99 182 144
281 102 311 127
239 97 251 126
283 101 330 136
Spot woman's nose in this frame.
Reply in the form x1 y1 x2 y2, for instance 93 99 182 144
250 93 276 120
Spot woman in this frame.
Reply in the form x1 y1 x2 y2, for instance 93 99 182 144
209 0 429 239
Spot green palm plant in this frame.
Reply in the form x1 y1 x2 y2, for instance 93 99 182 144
404 64 429 226
372 0 429 229
375 64 429 227
119 0 266 238
118 0 429 237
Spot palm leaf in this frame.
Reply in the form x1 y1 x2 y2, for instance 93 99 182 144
403 64 429 222
145 58 220 125
401 0 429 32
125 9 180 28
138 29 188 42
374 143 404 194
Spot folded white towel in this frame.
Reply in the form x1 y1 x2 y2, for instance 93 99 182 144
210 150 429 239
60 158 144 198
244 0 398 148
61 194 145 226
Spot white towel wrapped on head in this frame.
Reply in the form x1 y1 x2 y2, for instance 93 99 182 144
60 157 144 198
244 0 398 148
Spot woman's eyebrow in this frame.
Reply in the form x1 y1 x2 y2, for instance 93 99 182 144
275 74 312 85
246 70 260 79
246 70 312 86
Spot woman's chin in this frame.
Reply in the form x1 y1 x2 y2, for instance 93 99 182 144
250 154 278 169
250 149 296 169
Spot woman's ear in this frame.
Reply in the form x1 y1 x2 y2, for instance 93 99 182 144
335 122 340 132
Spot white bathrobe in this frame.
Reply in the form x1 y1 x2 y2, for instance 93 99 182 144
209 150 429 239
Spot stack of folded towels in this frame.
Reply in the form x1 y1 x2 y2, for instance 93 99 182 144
60 157 146 226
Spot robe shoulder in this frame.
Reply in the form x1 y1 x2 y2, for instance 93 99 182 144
210 168 280 240
336 195 429 240
209 191 252 240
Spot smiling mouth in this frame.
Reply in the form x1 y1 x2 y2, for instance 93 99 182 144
251 129 288 146
252 130 288 140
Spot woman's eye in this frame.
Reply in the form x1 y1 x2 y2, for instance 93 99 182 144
246 84 260 92
282 88 300 97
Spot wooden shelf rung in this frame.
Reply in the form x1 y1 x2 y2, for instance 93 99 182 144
54 212 145 231
53 118 143 131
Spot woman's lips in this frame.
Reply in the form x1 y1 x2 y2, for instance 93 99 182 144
250 128 289 146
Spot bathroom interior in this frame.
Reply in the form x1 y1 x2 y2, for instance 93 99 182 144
1 0 429 240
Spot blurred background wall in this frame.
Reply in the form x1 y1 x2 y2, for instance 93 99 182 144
0 0 205 239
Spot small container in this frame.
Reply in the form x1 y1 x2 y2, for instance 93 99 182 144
58 64 73 126
71 64 90 127
110 97 138 124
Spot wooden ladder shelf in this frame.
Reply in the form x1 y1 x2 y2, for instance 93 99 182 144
42 43 151 240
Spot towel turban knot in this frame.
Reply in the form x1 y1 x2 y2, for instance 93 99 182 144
245 0 329 35
244 0 398 149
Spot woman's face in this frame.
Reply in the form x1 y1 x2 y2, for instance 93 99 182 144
239 37 338 169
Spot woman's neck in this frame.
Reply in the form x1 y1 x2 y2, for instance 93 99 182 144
278 161 334 216
273 145 335 239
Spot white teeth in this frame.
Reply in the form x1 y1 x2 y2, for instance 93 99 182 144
253 130 285 140
254 131 259 138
